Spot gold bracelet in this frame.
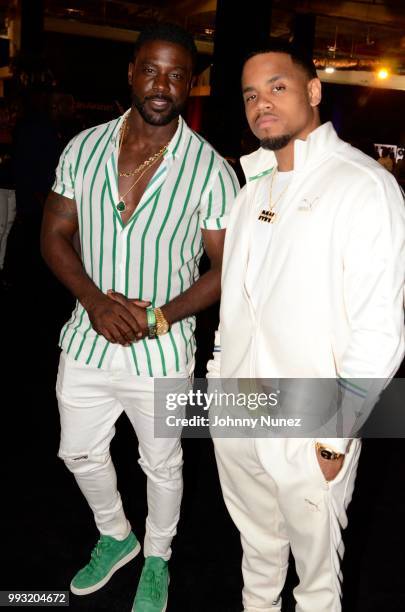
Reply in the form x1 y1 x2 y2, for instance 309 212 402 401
154 307 170 336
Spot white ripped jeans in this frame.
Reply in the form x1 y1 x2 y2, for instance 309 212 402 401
56 350 191 560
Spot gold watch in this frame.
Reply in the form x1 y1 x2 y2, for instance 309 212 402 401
154 307 170 336
315 442 343 461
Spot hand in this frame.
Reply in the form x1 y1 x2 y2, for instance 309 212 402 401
107 291 150 340
316 448 345 482
85 293 142 346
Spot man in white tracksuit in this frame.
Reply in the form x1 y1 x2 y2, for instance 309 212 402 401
207 41 405 612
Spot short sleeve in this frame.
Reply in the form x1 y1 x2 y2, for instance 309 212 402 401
200 160 239 230
52 138 76 200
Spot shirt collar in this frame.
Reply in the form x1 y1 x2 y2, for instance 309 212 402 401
110 109 188 161
110 109 130 146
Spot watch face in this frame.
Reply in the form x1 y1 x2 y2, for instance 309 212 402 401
148 325 157 339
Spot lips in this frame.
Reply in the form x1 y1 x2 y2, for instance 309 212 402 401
256 115 278 129
146 96 172 111
256 114 279 129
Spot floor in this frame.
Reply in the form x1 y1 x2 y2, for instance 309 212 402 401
2 219 405 612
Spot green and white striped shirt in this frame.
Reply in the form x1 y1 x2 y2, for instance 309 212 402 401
53 111 239 376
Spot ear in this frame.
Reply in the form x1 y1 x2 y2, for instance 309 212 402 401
128 62 134 86
308 77 322 107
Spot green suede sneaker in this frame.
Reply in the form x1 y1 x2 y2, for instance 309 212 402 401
132 557 169 612
70 531 140 595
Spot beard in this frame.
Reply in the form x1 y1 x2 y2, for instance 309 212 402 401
132 92 185 126
260 133 292 151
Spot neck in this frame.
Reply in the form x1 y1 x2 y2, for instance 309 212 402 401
126 107 179 147
274 117 321 172
274 145 294 172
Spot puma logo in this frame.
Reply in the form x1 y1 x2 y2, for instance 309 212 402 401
305 498 321 512
298 196 320 211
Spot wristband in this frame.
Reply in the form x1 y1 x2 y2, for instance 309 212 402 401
146 307 157 339
154 307 170 336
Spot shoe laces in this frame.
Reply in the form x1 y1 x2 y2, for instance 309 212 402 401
88 537 111 570
139 565 165 602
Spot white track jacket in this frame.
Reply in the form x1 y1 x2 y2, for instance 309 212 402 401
208 122 405 452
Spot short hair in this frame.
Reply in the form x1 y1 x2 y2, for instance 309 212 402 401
133 22 197 72
244 40 318 80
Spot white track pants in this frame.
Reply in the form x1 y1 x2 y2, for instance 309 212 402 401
213 436 361 612
56 350 191 560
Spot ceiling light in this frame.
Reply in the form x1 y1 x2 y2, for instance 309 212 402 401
377 68 389 80
66 8 84 17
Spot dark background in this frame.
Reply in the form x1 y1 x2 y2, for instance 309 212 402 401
1 0 405 610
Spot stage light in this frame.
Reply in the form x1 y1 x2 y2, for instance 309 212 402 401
325 66 335 74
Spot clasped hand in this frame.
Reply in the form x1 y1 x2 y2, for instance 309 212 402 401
86 290 150 346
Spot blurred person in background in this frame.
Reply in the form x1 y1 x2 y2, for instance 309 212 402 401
377 146 394 172
0 136 16 290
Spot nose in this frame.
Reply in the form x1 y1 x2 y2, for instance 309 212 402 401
256 92 274 112
152 72 170 93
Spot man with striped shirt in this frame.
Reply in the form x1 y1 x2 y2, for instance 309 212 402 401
41 23 238 612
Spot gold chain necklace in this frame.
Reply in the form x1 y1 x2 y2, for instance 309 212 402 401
258 168 291 223
118 117 170 177
116 117 170 213
119 144 168 177
117 152 165 212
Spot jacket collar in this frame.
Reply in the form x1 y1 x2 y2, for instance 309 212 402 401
240 121 348 181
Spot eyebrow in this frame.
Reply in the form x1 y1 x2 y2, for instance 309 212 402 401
140 59 187 71
242 74 287 94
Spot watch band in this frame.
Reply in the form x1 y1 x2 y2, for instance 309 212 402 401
315 442 343 461
154 307 170 336
146 307 157 339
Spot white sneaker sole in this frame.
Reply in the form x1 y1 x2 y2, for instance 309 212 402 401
132 599 167 612
70 541 141 596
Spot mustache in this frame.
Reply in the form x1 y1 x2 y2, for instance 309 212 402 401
144 93 173 103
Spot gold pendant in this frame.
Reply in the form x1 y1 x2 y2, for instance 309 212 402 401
258 209 276 223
